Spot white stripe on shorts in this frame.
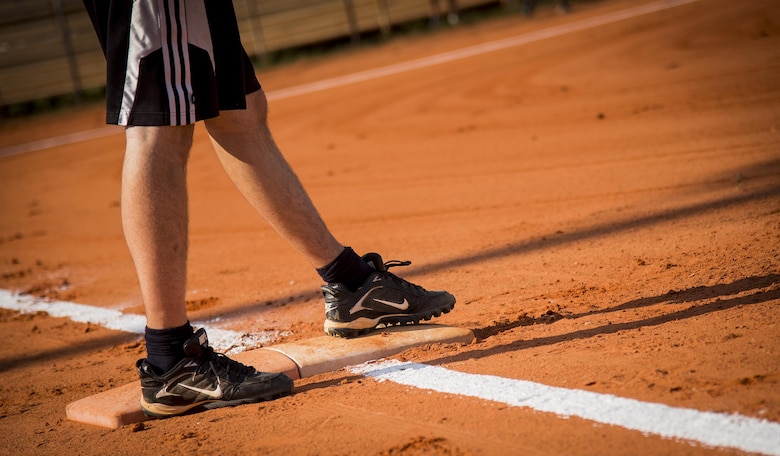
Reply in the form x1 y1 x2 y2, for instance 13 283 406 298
160 0 192 125
120 0 200 126
120 1 160 125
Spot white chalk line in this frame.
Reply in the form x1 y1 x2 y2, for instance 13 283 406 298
266 0 699 101
0 126 123 159
0 0 699 158
350 360 780 456
0 289 284 354
3 288 777 455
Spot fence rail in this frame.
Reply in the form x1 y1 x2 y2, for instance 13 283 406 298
0 0 503 107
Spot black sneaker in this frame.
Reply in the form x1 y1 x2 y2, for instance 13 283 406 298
322 253 455 338
137 328 294 418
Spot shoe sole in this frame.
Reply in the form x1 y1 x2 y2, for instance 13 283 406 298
140 385 293 418
324 302 455 338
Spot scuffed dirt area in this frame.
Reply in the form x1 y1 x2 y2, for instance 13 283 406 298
1 0 779 454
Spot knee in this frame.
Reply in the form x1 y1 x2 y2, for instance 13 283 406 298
205 89 269 139
125 125 194 167
248 89 270 124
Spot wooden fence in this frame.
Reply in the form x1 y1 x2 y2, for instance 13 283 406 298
0 0 503 107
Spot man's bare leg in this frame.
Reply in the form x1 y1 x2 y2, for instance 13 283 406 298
122 125 194 330
121 122 295 410
204 90 344 268
204 93 455 339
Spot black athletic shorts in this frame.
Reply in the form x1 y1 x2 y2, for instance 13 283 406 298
83 0 261 126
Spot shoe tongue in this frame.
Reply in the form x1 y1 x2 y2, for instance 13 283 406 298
183 328 209 357
361 253 386 272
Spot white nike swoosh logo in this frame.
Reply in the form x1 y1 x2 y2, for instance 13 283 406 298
179 381 223 399
373 298 409 311
349 286 410 314
155 371 196 399
153 361 223 400
349 286 384 315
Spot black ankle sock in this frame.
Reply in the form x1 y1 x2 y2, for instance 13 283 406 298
316 247 373 290
145 321 194 374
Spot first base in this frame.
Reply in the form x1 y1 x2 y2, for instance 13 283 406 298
65 324 474 428
65 347 299 429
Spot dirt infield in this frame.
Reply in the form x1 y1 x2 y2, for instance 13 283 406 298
1 0 779 454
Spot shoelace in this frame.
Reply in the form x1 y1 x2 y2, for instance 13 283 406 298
198 346 255 378
384 259 411 270
383 259 426 293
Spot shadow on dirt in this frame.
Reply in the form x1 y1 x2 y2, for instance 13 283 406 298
4 180 777 372
0 330 139 373
568 273 780 319
196 181 780 324
473 310 564 340
410 184 780 279
427 273 780 366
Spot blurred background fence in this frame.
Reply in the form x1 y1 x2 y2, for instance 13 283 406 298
0 0 508 109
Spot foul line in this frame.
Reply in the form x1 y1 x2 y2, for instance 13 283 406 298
350 360 780 456
266 0 698 101
4 288 778 455
0 289 284 354
0 0 699 158
0 126 123 159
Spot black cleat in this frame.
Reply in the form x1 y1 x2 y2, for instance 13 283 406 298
322 253 455 338
137 328 293 418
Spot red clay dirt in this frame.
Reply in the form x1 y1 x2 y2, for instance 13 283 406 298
1 0 779 454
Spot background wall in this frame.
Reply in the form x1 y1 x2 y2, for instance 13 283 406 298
0 0 505 108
